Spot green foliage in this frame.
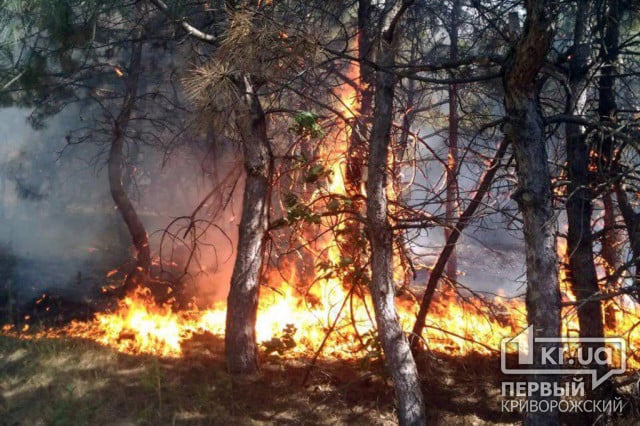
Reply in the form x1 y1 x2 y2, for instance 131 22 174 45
0 0 131 122
289 153 332 184
359 329 382 369
283 193 321 225
289 111 325 139
304 163 331 183
262 324 297 355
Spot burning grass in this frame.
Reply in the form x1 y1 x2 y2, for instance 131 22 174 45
5 277 640 370
1 282 527 362
3 280 640 425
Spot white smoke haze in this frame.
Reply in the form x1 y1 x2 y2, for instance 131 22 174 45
0 105 242 306
403 126 526 299
0 102 526 312
0 87 529 317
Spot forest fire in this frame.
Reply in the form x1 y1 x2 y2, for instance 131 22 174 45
5 0 640 423
7 267 640 368
1 59 529 363
5 230 640 371
3 43 640 373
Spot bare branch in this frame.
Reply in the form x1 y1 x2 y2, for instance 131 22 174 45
148 0 217 44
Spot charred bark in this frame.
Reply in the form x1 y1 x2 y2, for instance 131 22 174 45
225 76 272 375
597 0 625 301
597 0 625 327
564 1 608 401
502 1 561 424
565 0 603 341
108 30 150 293
345 0 377 194
365 2 425 425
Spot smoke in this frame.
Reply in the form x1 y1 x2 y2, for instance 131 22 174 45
0 99 527 312
0 105 242 306
404 128 525 298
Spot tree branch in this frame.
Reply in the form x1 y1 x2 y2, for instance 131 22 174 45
148 0 217 44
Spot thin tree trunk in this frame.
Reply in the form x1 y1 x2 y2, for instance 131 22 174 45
564 0 608 400
597 0 623 326
225 76 272 375
411 137 508 345
445 0 460 283
108 28 150 293
365 3 425 424
398 78 415 161
502 1 561 424
602 193 622 327
346 0 376 195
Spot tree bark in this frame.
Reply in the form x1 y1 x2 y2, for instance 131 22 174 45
108 27 150 293
564 0 607 401
365 2 425 424
225 75 272 375
445 0 460 283
602 192 622 327
565 0 603 341
597 0 624 323
502 1 561 424
346 0 377 195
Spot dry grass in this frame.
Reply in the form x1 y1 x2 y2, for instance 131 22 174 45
0 334 521 426
3 334 636 425
0 335 398 425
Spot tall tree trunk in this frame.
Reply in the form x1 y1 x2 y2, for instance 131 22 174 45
597 0 623 326
339 0 377 298
445 0 460 283
346 0 376 195
564 0 608 400
602 193 622 327
502 1 561 424
365 3 425 424
225 76 272 375
108 28 150 293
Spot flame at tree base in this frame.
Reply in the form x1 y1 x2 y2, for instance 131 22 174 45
0 275 626 364
1 283 521 359
3 275 640 375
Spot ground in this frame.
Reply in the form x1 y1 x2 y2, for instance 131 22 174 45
0 335 636 425
0 334 521 425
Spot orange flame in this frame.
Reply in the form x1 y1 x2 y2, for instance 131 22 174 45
4 48 640 377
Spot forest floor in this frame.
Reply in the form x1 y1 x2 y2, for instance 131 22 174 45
0 334 637 425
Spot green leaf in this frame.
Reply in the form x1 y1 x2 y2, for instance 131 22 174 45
304 164 326 183
327 198 340 211
284 193 298 208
